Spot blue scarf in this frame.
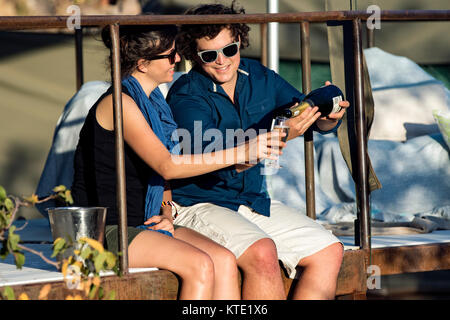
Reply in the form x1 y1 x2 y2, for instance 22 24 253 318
121 76 180 237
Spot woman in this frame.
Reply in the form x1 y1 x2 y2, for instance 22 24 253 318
71 25 284 300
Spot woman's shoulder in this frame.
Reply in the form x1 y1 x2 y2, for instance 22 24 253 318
93 89 141 132
96 91 137 109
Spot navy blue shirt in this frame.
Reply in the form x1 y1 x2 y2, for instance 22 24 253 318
167 58 332 216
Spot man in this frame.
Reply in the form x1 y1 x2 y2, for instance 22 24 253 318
167 2 349 300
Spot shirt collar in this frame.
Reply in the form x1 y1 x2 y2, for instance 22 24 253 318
237 68 249 76
191 59 251 93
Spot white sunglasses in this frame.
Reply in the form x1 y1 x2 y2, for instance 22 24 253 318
197 41 240 63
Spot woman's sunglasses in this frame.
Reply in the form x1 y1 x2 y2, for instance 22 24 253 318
197 41 240 64
147 48 177 64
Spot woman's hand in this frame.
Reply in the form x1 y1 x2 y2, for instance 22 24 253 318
144 215 174 235
239 131 286 164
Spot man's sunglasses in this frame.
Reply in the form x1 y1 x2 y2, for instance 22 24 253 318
197 41 240 64
147 48 177 64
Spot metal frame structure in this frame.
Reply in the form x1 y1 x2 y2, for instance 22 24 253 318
1 10 448 275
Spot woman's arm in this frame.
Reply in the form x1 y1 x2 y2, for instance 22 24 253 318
160 183 173 220
96 94 284 181
143 183 174 233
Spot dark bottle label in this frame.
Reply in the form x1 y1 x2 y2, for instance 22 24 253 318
304 84 343 117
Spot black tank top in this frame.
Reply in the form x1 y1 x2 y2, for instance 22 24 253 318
71 87 151 227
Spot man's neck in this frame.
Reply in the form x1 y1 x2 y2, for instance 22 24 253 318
220 73 238 103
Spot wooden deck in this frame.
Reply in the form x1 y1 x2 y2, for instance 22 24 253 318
3 241 449 300
2 221 449 300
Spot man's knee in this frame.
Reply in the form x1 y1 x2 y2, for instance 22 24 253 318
238 238 280 274
326 242 344 266
300 242 344 270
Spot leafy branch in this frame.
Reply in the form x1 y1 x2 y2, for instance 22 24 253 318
0 185 120 300
0 185 72 269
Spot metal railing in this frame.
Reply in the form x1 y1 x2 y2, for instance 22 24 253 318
1 10 448 274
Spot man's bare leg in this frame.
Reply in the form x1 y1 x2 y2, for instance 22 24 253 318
291 242 344 300
237 238 286 300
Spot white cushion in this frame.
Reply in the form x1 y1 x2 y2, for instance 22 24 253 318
370 83 449 141
364 47 450 141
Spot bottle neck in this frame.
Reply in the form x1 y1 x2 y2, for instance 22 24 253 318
286 99 313 118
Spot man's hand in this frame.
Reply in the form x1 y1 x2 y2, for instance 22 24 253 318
315 81 350 132
235 163 255 173
285 106 322 141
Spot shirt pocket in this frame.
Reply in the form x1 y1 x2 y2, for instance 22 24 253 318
245 98 271 128
245 98 273 129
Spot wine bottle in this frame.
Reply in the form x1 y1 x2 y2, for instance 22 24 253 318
276 84 344 118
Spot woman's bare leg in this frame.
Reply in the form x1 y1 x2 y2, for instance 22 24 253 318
175 227 240 300
128 230 214 300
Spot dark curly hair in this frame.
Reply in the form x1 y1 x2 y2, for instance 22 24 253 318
176 1 250 64
101 24 178 78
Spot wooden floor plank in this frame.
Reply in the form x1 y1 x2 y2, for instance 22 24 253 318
371 243 450 276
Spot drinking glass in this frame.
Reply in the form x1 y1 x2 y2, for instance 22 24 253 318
265 116 289 169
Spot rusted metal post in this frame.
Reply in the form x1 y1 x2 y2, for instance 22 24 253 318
110 23 129 274
352 18 371 252
75 27 84 90
366 27 374 48
300 21 316 220
260 23 268 67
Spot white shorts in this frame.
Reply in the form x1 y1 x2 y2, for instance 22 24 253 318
172 200 342 278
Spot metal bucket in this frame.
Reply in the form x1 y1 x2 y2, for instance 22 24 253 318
47 207 107 261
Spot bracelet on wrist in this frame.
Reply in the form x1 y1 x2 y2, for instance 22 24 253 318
161 200 173 208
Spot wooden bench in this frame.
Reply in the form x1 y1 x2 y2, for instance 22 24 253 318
2 249 367 300
4 242 450 300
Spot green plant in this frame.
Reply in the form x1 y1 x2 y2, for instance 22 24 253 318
0 185 120 300
0 184 73 269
